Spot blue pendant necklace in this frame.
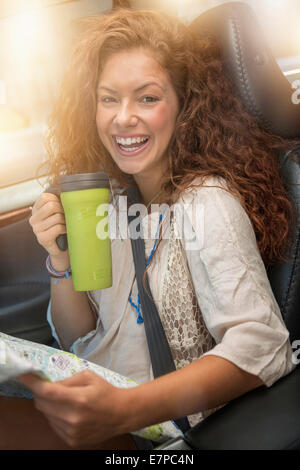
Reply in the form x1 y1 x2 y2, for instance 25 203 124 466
128 191 165 324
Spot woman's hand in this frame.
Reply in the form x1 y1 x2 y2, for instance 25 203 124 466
29 192 68 260
18 370 129 448
19 356 264 449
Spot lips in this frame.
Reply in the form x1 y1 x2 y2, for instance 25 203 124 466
112 135 151 156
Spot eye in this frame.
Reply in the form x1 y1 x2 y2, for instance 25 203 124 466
100 96 117 103
141 96 160 103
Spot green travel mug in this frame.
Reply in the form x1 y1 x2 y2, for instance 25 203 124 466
49 172 112 291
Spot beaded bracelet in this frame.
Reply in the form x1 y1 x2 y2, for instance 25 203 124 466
46 254 72 285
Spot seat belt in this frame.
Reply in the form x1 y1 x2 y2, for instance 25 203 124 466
127 187 191 434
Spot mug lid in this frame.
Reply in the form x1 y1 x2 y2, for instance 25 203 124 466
58 172 110 191
58 172 109 184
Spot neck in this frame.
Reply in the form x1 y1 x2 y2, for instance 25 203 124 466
133 175 163 208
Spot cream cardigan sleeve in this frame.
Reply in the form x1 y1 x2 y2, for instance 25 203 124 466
177 177 296 388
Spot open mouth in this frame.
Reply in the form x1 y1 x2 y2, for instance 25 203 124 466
114 136 150 155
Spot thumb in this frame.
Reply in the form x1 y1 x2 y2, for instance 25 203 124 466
18 373 48 392
59 370 100 387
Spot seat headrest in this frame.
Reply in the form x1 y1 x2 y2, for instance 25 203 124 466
190 2 300 139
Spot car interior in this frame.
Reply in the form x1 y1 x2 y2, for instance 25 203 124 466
1 0 300 450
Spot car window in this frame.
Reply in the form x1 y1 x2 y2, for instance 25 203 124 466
0 0 299 194
0 0 112 192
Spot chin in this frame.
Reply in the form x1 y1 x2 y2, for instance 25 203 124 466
117 162 145 176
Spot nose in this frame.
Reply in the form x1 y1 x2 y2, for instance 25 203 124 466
114 100 138 128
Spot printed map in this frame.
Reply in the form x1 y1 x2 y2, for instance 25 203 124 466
0 332 182 443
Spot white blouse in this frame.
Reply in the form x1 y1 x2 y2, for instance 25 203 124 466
47 175 295 423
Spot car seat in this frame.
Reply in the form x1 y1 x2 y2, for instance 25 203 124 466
158 1 300 450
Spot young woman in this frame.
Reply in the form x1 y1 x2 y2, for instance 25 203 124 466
1 8 298 450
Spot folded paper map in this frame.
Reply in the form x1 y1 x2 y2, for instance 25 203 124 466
0 332 182 443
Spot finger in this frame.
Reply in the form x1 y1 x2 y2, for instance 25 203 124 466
37 224 68 250
46 415 87 449
31 201 65 224
32 192 61 214
33 212 66 233
18 375 68 402
45 414 73 445
34 395 71 419
59 370 98 387
18 373 46 391
35 397 85 445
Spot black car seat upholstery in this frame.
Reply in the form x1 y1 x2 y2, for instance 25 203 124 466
0 215 53 344
178 1 300 450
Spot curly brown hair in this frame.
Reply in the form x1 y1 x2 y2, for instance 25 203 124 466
39 8 299 267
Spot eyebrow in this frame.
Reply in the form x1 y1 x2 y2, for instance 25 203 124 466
97 82 166 94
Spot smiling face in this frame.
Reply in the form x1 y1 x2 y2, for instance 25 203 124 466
96 48 179 190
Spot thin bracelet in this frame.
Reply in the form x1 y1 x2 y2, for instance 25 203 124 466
46 254 72 284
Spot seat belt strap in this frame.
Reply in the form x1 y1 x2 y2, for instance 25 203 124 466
127 187 191 434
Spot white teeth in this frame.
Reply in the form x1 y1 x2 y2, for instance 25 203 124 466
120 146 140 152
115 136 149 145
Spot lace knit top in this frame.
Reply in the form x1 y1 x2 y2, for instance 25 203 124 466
47 176 296 427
